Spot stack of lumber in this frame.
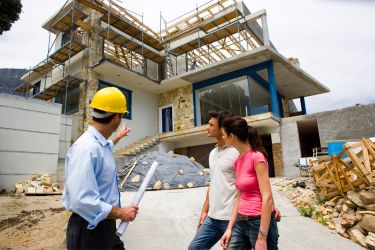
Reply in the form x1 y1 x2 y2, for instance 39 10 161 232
310 138 375 199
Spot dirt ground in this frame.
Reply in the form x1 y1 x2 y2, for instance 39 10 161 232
0 194 69 250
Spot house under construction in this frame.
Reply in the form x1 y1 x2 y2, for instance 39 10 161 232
14 0 331 177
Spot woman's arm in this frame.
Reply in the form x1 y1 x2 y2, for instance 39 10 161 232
220 190 240 249
255 161 273 250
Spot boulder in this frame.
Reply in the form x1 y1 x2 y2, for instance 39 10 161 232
364 204 375 211
365 233 375 250
348 228 367 248
360 190 375 205
347 191 364 207
187 182 194 188
345 199 357 209
335 204 342 212
362 214 375 233
341 213 356 228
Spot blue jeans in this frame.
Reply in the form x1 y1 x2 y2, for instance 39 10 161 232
227 214 279 250
188 216 229 250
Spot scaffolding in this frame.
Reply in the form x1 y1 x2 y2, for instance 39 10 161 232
18 0 271 100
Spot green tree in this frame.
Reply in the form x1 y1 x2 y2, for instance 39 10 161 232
0 0 22 35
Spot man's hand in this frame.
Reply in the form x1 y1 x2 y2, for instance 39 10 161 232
196 211 207 229
274 207 281 222
112 123 132 145
119 205 139 221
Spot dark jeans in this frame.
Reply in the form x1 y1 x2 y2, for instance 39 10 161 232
227 214 279 250
66 213 125 250
188 216 229 250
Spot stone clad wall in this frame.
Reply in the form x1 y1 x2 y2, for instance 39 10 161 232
272 143 284 176
158 85 194 131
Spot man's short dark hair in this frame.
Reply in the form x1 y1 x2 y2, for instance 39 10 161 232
92 108 119 124
208 110 232 128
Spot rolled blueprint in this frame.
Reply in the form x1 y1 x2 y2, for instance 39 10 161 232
116 161 159 236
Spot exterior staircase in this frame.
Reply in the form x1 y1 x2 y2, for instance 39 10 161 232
114 135 160 158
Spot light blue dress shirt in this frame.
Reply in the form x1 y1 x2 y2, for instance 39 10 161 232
62 126 121 229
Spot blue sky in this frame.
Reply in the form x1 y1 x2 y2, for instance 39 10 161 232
0 0 374 113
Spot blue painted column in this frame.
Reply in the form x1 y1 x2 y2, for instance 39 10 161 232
300 96 306 115
267 61 280 116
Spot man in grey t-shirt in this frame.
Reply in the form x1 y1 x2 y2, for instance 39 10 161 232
188 111 280 250
188 111 237 250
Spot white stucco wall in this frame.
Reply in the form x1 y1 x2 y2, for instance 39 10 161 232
108 85 159 150
0 94 62 192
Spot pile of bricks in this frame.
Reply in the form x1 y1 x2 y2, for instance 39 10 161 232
14 173 61 195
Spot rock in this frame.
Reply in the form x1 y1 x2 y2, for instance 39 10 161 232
177 184 184 189
335 204 342 212
130 175 141 183
347 191 364 207
325 201 336 207
342 204 355 214
348 228 367 248
141 161 148 165
337 198 346 206
179 169 184 175
27 187 36 194
345 200 357 209
52 186 60 192
163 183 170 189
153 181 162 190
360 190 375 205
187 182 194 188
205 181 210 186
46 187 54 193
168 150 174 154
362 214 375 233
351 221 367 235
341 213 356 228
30 181 39 188
332 212 340 218
355 213 363 222
327 222 336 230
36 186 45 193
198 171 204 176
365 233 375 250
364 204 375 211
190 157 196 162
203 169 210 175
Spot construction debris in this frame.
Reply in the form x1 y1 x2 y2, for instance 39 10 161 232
117 152 210 191
310 138 375 199
274 177 375 249
13 174 61 195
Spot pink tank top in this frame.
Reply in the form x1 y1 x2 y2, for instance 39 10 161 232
234 148 268 216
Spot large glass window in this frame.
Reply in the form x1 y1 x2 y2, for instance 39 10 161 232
195 75 274 125
196 76 251 125
54 85 79 115
248 77 271 115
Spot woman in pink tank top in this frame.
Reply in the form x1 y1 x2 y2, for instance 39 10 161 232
220 116 279 250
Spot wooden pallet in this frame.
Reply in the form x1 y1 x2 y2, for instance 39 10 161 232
310 138 375 199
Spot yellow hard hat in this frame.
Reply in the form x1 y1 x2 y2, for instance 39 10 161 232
90 87 128 114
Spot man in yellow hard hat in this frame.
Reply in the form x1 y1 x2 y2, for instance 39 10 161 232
62 87 137 249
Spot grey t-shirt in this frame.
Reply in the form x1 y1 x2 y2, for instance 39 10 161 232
207 145 239 220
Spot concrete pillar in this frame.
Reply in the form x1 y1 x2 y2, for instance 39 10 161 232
271 132 284 176
78 7 104 135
